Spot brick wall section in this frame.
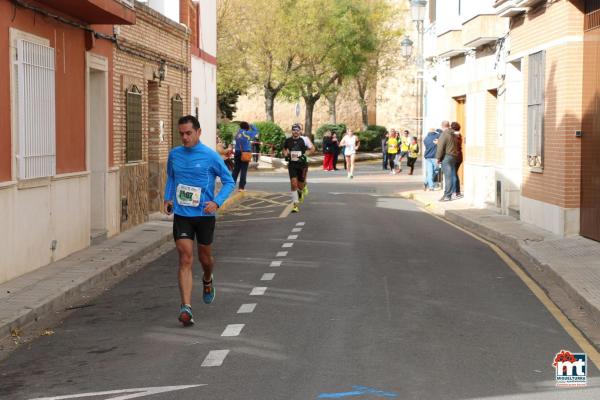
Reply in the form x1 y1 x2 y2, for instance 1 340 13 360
511 1 584 209
113 1 191 228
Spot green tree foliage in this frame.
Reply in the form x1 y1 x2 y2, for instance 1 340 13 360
253 121 286 157
218 122 240 145
218 0 301 122
283 0 377 138
315 123 347 140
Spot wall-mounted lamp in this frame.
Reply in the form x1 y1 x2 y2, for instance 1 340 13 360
153 60 167 86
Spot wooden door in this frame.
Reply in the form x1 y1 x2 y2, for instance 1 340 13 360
454 96 466 182
581 2 600 241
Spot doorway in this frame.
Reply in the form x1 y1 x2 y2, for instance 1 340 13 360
454 96 466 182
581 3 600 241
87 59 109 241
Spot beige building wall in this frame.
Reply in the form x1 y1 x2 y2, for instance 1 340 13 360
507 1 584 236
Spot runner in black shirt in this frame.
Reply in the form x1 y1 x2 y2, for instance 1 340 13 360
283 123 313 213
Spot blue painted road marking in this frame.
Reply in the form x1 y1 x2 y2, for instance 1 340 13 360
318 386 398 398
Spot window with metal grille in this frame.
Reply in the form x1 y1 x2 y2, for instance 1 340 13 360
126 85 142 162
527 51 545 170
171 94 184 148
16 39 56 179
585 0 600 30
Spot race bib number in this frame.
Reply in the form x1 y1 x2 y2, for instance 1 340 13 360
176 184 201 207
291 151 302 162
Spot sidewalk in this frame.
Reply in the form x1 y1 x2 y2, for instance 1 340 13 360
0 191 247 342
400 188 600 326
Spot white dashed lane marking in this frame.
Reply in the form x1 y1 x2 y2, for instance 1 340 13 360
250 287 268 296
296 222 305 226
292 228 302 233
261 273 275 281
270 260 282 267
237 303 257 314
282 243 294 248
221 324 245 337
276 251 288 257
201 350 230 367
287 235 298 240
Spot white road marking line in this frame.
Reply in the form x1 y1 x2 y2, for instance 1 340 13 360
28 385 206 400
250 287 268 296
276 251 288 257
261 273 275 281
221 324 245 337
296 222 305 226
201 350 230 367
282 242 294 248
287 235 298 240
237 303 257 313
292 228 302 233
270 260 282 267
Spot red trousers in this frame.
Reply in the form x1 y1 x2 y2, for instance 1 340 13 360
323 153 334 170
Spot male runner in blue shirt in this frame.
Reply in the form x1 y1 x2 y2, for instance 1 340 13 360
164 115 235 326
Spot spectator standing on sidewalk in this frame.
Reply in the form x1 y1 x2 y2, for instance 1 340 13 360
323 131 334 171
232 121 254 192
331 132 340 170
387 131 399 173
451 122 464 199
423 128 440 190
436 121 459 202
407 136 419 175
382 132 390 170
396 130 410 173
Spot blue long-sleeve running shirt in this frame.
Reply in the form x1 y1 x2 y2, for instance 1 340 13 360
164 142 235 217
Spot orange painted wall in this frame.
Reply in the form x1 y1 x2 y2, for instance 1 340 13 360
0 1 114 179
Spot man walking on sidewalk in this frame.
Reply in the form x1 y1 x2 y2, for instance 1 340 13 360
164 115 235 327
423 127 440 190
436 120 458 202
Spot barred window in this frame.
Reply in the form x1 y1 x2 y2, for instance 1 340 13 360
527 51 545 170
16 39 56 179
126 85 142 162
171 94 184 148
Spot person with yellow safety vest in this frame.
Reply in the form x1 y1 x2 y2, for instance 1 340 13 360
407 136 420 175
396 130 411 173
386 131 399 174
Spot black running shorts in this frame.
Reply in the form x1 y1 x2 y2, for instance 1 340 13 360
173 215 216 245
288 162 307 182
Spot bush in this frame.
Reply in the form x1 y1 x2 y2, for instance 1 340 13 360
315 123 347 140
356 129 382 152
252 121 286 157
367 125 388 136
218 122 239 146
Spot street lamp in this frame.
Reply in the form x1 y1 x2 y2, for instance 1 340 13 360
401 36 414 60
410 0 427 22
408 0 426 153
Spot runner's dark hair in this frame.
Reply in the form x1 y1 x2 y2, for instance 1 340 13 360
239 121 250 130
178 115 201 130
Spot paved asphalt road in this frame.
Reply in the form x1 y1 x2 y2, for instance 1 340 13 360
1 163 599 400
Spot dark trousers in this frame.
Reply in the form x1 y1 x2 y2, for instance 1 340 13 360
454 159 462 195
407 157 417 174
333 150 340 170
232 154 249 189
441 155 458 199
382 151 388 170
387 153 396 170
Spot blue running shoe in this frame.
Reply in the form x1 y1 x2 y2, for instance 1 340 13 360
178 304 194 327
203 276 215 304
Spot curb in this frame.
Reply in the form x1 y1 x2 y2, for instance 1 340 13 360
401 191 600 332
1 190 249 342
